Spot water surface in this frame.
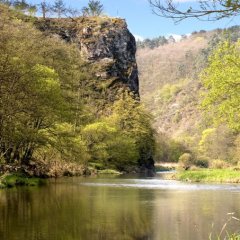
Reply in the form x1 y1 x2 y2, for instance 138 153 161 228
0 174 240 240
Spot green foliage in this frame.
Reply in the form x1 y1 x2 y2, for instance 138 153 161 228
194 157 209 168
0 5 155 174
0 173 44 188
82 92 154 171
201 40 240 132
47 123 90 163
82 0 104 17
137 35 168 49
52 0 66 18
198 126 234 161
0 0 37 16
198 128 217 158
154 135 185 163
156 82 183 103
108 92 155 168
138 27 240 168
0 8 92 166
82 121 117 165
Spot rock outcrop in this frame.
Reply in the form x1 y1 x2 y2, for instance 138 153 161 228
36 17 139 97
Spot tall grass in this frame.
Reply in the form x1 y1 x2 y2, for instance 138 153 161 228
209 213 240 240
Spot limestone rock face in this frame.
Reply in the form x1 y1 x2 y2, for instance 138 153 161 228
36 17 139 96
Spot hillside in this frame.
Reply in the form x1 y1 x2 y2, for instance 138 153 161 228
137 32 210 136
137 28 240 162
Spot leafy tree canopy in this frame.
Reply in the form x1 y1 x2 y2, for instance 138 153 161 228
82 0 103 17
201 40 240 132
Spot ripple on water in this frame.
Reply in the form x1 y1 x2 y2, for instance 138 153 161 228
80 179 240 192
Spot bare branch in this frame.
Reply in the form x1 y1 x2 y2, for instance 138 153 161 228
149 0 240 22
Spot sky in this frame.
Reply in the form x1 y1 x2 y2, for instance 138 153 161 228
29 0 240 40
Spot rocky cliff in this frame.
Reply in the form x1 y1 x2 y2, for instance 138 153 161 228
36 17 139 99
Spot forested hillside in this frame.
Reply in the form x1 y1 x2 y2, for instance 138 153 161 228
137 27 240 164
0 3 154 177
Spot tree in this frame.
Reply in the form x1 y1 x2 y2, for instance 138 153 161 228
82 0 103 17
13 0 28 10
149 0 240 22
198 126 234 160
39 0 51 19
66 6 81 18
80 91 155 171
0 0 12 6
27 4 37 16
0 0 37 16
0 4 155 173
0 8 91 166
82 120 139 170
201 40 240 132
52 0 66 18
107 91 155 169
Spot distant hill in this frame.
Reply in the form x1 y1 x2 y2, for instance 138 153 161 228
138 31 210 136
137 27 240 161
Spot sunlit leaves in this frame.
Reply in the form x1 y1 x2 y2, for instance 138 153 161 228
0 8 88 164
201 40 240 132
81 92 154 171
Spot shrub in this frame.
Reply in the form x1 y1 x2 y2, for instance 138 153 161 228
210 159 230 169
158 83 182 103
189 165 200 171
179 153 194 170
195 157 209 168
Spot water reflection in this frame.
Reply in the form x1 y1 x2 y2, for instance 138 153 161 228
0 177 240 240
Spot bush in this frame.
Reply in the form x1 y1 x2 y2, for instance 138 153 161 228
189 165 200 171
195 157 209 168
210 159 230 169
179 153 194 170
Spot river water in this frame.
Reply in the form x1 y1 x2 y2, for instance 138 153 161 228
1 173 240 240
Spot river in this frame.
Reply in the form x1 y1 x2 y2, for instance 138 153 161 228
0 173 240 240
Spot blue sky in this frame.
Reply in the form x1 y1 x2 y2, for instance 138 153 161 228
30 0 240 39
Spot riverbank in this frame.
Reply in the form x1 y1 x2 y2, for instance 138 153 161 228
3 165 240 188
0 173 45 188
0 161 94 188
0 161 154 188
0 169 121 189
174 169 240 183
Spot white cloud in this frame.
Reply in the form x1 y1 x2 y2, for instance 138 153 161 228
166 33 190 42
166 34 182 42
172 34 183 42
133 34 144 41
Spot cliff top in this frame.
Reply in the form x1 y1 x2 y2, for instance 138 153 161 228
38 16 126 38
0 4 128 38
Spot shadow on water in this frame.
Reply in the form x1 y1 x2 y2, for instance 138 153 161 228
0 175 240 240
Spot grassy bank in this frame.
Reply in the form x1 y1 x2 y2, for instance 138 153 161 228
176 169 240 183
0 173 45 188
